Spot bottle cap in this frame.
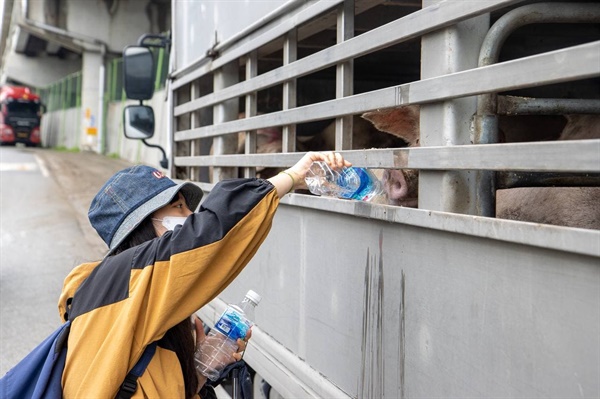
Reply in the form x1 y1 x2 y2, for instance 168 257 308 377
245 290 262 305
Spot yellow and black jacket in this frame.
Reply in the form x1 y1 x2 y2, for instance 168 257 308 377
58 178 279 398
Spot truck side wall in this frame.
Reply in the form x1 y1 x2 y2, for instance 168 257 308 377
141 0 600 397
185 0 599 396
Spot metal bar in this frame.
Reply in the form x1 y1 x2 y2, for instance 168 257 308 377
335 0 355 151
190 81 201 182
178 176 600 258
174 42 600 141
498 96 600 115
281 195 600 258
243 51 258 179
479 2 600 69
282 29 297 153
173 0 523 116
175 139 600 173
211 62 240 182
497 171 600 189
476 2 600 140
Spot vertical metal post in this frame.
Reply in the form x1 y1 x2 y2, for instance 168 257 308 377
335 0 354 151
190 80 201 181
282 29 297 153
172 84 191 178
419 0 489 215
212 61 239 182
244 50 258 179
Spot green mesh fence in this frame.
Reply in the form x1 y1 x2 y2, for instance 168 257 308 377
38 71 81 112
38 45 169 109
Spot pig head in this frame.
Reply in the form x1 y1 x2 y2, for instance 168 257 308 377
361 106 420 207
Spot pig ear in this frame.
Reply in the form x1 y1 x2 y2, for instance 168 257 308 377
361 105 420 146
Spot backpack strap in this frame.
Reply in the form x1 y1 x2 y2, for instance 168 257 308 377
115 342 158 399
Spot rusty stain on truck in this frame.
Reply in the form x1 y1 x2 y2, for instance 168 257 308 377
360 230 385 398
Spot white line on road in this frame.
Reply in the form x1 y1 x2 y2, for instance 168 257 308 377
0 162 39 172
34 155 50 177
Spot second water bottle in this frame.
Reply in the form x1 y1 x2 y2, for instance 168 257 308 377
195 290 261 381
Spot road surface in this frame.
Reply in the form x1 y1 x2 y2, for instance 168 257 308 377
0 145 131 375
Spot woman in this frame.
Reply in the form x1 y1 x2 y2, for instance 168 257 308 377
58 152 350 398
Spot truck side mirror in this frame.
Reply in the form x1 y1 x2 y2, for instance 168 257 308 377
123 105 155 139
123 46 155 100
123 105 168 168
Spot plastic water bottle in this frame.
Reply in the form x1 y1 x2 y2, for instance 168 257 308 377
305 161 384 202
195 290 261 381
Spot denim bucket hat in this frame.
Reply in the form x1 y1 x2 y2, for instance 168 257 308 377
88 165 203 254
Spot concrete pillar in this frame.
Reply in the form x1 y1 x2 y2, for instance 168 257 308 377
80 51 103 152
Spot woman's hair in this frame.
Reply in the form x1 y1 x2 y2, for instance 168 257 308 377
113 208 199 398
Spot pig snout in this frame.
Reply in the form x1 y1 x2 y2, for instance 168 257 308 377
382 169 419 207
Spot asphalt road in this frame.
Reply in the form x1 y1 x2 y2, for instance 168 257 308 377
0 145 132 375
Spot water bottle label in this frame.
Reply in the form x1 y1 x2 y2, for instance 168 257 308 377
214 307 250 340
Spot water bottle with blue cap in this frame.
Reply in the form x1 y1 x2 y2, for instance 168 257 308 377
195 290 261 381
304 161 385 202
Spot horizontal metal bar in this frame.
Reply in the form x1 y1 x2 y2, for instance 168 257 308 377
173 0 523 116
175 139 600 173
180 177 600 257
498 96 600 115
174 42 600 141
408 41 600 104
402 139 600 172
173 186 597 256
280 194 600 257
497 172 600 189
479 2 600 68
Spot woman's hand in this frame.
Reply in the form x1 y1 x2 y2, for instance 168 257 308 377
233 328 252 361
192 315 252 387
267 151 351 197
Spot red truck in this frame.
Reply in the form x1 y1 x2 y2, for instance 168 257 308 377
0 85 43 147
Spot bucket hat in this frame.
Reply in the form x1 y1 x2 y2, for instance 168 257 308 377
88 165 203 254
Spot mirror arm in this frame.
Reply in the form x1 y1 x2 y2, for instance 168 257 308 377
142 139 169 169
137 34 171 49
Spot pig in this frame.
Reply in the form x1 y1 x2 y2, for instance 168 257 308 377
361 106 421 207
211 113 410 181
496 114 600 229
209 114 285 181
361 106 600 229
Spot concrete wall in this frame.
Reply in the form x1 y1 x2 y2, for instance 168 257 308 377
41 107 81 149
65 0 153 54
43 89 170 171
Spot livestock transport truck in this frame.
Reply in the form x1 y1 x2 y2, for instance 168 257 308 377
122 1 600 397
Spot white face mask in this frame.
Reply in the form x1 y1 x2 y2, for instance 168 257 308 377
153 216 188 231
